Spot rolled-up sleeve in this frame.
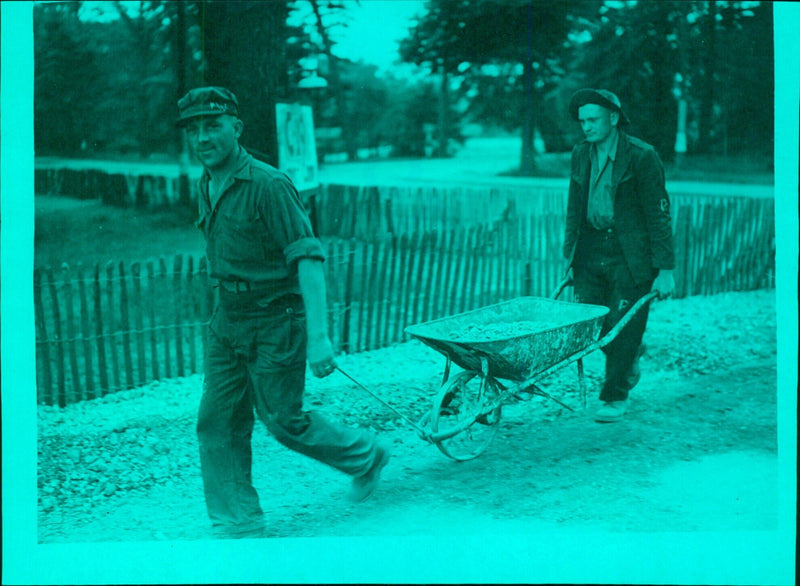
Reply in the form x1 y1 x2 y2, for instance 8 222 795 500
284 237 325 265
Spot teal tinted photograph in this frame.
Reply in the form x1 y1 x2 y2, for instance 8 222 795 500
2 1 796 584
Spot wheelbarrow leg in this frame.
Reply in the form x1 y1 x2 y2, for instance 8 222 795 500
441 356 452 387
577 358 587 409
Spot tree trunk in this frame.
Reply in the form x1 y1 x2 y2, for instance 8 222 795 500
437 63 449 157
175 0 190 207
310 0 358 161
201 2 288 165
519 60 537 175
698 0 718 153
175 1 188 158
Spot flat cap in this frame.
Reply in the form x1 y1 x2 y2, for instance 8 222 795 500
569 88 630 126
177 86 239 127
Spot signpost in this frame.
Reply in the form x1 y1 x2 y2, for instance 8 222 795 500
275 102 319 193
276 102 319 232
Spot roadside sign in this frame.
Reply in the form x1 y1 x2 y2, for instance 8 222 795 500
275 103 318 192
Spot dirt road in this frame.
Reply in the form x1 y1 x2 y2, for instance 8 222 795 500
37 289 782 551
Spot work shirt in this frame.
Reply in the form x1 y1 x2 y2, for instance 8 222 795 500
196 147 324 302
587 130 619 230
564 131 674 286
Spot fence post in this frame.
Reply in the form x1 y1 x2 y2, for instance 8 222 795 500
447 228 464 317
198 256 213 361
77 263 96 400
382 235 398 347
546 212 560 296
341 239 356 354
146 261 161 381
461 226 478 313
429 229 446 321
373 237 391 349
118 261 135 389
46 267 66 407
363 240 379 351
159 257 173 378
765 198 776 288
105 262 121 392
394 233 412 342
93 263 110 395
61 263 81 404
173 254 186 378
33 268 53 404
356 239 369 352
400 232 419 339
186 255 198 374
411 231 430 328
674 205 692 299
482 227 494 307
131 262 147 384
423 230 439 323
504 219 515 300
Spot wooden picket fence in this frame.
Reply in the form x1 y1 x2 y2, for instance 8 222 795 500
34 257 214 407
322 218 566 355
33 195 774 406
671 194 775 297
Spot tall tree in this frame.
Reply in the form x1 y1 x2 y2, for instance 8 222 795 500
713 1 773 156
401 0 594 174
696 0 719 153
572 1 773 159
305 0 361 161
571 1 683 158
34 2 100 154
112 1 176 158
198 0 294 164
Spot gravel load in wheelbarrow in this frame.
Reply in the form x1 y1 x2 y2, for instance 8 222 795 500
402 296 610 461
405 297 610 382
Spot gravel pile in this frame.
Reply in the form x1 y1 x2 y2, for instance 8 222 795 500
38 289 778 529
38 377 202 514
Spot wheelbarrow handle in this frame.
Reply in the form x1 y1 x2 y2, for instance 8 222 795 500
595 291 660 349
550 275 573 300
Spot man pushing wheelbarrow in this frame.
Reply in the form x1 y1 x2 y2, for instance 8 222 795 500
341 89 677 461
564 88 675 423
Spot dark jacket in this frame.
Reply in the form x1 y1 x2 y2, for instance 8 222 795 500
563 131 675 285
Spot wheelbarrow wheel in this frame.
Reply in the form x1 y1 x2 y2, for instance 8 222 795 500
430 370 502 461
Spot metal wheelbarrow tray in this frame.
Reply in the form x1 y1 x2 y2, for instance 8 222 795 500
404 297 610 382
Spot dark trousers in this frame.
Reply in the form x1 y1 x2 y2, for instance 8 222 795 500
197 291 378 535
572 228 654 402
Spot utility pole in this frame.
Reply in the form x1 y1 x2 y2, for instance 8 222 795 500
437 58 449 158
176 1 191 205
674 10 690 168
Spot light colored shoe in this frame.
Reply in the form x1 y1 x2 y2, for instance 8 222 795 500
594 400 628 423
348 444 390 502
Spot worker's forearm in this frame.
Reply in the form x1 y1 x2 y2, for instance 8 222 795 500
296 258 329 339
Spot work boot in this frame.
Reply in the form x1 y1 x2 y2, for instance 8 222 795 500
594 400 628 423
212 519 267 540
624 343 646 390
348 443 390 502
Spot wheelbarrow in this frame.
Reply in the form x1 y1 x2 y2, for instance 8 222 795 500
337 279 658 461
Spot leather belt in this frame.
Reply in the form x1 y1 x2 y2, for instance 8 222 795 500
218 280 264 293
584 226 616 240
586 224 615 234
